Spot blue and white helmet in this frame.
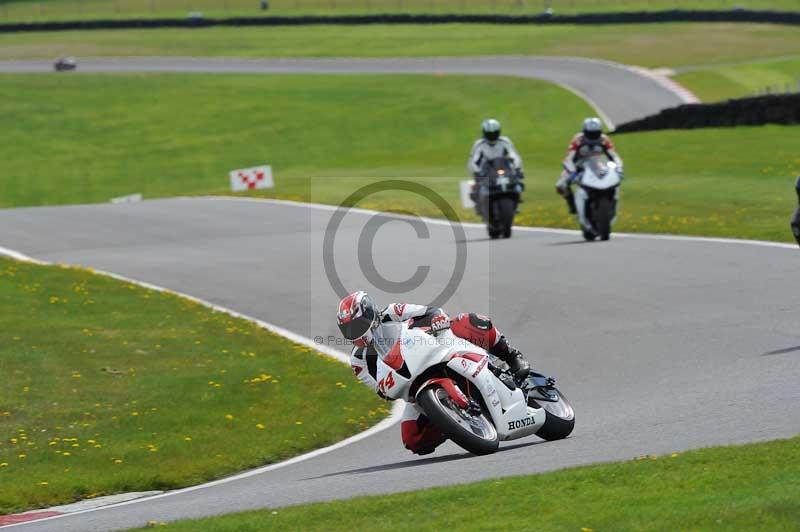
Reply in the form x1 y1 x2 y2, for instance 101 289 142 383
582 117 603 141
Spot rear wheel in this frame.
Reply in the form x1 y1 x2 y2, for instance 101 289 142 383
529 387 575 441
593 195 614 241
417 384 499 456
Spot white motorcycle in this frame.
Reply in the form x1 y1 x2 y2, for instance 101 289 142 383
573 158 622 241
373 320 574 455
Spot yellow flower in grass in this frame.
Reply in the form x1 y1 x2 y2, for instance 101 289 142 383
256 424 265 430
113 459 123 464
0 463 8 467
62 452 71 457
225 414 234 421
38 482 49 487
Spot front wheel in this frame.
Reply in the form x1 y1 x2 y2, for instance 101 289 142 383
529 387 575 441
593 195 614 241
417 384 499 456
495 197 516 239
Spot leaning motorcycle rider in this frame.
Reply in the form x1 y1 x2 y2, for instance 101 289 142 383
337 291 531 456
555 117 624 214
468 118 524 216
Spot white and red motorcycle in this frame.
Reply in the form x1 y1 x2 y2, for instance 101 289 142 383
573 157 622 241
373 320 574 455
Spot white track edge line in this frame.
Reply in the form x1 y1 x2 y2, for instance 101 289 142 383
0 245 404 528
196 195 797 250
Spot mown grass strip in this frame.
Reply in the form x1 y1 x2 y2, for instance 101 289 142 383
0 257 388 514
130 435 800 531
1 23 799 67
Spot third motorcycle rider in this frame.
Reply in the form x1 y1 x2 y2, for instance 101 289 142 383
555 117 624 214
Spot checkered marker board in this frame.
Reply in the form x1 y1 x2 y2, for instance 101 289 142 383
229 165 274 192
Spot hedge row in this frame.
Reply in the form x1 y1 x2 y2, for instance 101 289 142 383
1 9 800 33
614 94 800 133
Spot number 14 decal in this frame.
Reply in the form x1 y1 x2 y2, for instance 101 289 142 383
378 372 396 394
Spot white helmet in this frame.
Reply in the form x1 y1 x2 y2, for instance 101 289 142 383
582 117 603 141
481 118 501 144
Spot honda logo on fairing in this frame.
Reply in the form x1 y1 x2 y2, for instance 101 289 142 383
507 417 535 431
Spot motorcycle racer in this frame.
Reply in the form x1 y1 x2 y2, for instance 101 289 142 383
468 119 524 214
555 117 623 214
337 291 531 455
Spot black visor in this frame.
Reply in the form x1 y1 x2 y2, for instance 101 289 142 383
484 130 500 142
338 306 376 340
584 129 602 141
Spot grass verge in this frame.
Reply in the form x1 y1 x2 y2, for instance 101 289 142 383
2 73 799 243
130 435 800 531
674 56 800 102
0 23 799 68
0 257 387 514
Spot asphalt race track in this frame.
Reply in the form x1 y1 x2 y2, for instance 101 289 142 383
0 56 690 126
0 197 798 531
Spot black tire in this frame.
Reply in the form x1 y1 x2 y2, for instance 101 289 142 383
496 197 515 239
417 385 499 456
791 207 800 247
593 195 614 241
529 387 575 441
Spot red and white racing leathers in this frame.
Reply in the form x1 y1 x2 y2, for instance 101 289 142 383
350 304 507 455
555 132 623 192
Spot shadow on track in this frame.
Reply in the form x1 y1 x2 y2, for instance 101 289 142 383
548 239 593 246
300 439 547 481
761 345 800 356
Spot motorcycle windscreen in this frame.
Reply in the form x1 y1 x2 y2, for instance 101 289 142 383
580 156 619 189
372 321 402 358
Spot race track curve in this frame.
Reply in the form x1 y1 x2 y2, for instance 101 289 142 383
0 56 692 127
0 197 797 531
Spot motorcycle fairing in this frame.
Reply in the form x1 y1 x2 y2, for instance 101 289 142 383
446 353 545 441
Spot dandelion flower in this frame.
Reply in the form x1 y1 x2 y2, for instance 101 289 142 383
256 424 265 430
38 482 49 487
225 414 234 421
0 463 8 467
113 459 123 464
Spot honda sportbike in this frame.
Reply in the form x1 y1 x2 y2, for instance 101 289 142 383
474 157 522 239
573 158 622 241
373 320 574 455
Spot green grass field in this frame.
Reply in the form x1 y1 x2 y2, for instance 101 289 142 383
0 257 387 514
1 73 798 243
674 56 800 101
0 0 798 23
130 435 800 531
1 22 799 70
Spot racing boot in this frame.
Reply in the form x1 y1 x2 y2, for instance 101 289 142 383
565 190 577 214
490 336 531 381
